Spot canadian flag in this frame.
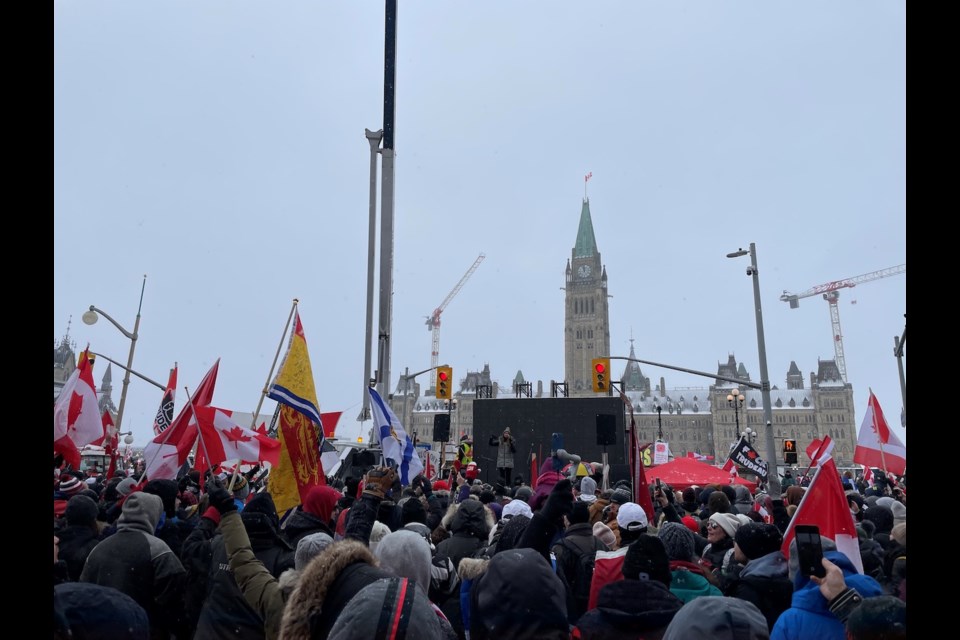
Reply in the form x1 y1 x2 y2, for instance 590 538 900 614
853 391 906 476
805 435 833 469
781 439 863 574
142 359 219 481
54 349 103 468
862 466 874 487
196 406 281 468
687 451 714 462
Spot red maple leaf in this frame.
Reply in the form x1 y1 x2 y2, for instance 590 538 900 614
223 426 252 448
67 391 84 431
747 450 757 459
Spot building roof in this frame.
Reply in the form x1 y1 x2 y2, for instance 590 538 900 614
573 198 598 258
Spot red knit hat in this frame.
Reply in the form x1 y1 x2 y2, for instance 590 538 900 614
681 515 700 534
432 480 449 491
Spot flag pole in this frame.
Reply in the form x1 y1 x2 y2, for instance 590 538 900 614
869 388 890 478
251 299 298 430
183 385 216 494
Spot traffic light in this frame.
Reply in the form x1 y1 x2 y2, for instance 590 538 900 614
783 439 798 464
436 366 453 399
591 357 610 393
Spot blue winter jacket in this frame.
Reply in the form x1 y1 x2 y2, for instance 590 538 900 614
770 551 883 640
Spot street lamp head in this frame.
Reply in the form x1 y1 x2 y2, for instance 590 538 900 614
82 307 99 325
727 394 734 402
727 248 749 258
123 434 134 445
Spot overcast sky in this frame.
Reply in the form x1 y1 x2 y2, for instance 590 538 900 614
54 2 906 450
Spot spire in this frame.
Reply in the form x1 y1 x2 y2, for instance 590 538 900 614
573 199 598 258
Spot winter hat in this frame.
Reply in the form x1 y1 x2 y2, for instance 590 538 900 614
719 484 738 504
403 522 436 551
734 522 783 561
621 534 672 587
708 512 742 539
494 514 531 554
890 501 906 525
569 501 591 525
179 490 198 507
142 479 179 518
401 496 427 525
862 505 894 534
369 520 391 553
374 530 432 595
513 486 534 503
681 487 698 512
610 488 632 505
845 595 906 639
579 476 598 503
501 498 534 520
231 475 250 501
681 515 700 534
295 532 333 571
616 502 649 532
54 582 150 640
859 518 877 538
471 548 568 639
59 474 84 496
662 596 769 640
241 492 281 533
328 577 444 640
593 521 617 548
465 461 480 481
303 485 341 523
890 522 906 547
698 486 715 506
658 521 696 562
708 490 732 514
432 480 450 492
116 477 138 497
65 495 99 528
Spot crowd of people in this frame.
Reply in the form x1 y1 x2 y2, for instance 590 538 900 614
53 449 906 639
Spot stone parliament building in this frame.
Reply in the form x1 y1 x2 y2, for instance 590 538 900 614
388 196 858 469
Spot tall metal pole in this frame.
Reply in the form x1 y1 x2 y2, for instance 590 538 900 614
376 0 398 399
401 366 411 432
361 129 383 423
116 276 147 433
894 321 906 426
747 244 779 497
727 245 779 496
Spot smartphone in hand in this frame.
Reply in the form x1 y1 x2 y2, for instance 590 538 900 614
795 524 826 579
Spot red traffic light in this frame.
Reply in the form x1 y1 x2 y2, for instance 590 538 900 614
594 363 605 374
438 371 448 381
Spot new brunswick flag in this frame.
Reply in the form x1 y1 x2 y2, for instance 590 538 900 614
267 309 326 513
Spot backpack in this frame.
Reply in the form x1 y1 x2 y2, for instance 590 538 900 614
559 537 603 614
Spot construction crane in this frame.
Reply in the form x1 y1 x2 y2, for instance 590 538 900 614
426 253 485 390
780 264 905 382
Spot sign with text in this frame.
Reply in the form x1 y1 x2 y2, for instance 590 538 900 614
653 440 670 465
729 437 769 479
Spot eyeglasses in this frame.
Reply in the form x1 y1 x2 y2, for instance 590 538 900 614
706 522 720 530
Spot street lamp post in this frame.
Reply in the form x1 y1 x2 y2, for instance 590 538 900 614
656 404 664 441
83 276 147 434
727 388 744 434
727 245 780 496
741 426 757 446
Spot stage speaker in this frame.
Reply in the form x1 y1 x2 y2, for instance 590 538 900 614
596 414 617 446
433 414 451 442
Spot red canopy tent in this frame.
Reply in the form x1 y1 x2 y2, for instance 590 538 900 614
647 456 757 492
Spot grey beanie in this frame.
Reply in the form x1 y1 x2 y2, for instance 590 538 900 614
328 577 444 640
295 532 333 571
658 521 696 562
374 530 432 595
117 477 138 497
662 596 769 640
579 476 598 503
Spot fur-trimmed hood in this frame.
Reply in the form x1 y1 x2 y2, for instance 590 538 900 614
441 499 495 538
458 557 490 582
279 539 378 640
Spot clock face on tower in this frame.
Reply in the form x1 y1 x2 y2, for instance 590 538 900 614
577 264 591 279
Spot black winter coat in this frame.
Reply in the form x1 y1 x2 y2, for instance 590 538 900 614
575 579 683 640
